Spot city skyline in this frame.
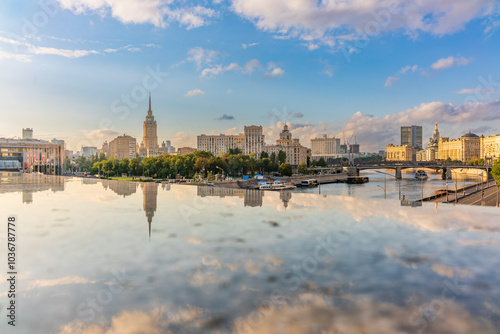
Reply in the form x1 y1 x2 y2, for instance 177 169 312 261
1 1 500 151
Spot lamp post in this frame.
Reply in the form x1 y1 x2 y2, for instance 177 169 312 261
376 170 400 200
377 175 387 199
449 169 463 204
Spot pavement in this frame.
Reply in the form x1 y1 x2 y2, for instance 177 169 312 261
432 180 499 207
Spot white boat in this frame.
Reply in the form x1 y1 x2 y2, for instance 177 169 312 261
300 179 319 187
270 180 297 190
259 181 272 190
415 170 428 180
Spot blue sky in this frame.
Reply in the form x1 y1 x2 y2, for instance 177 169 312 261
1 0 500 151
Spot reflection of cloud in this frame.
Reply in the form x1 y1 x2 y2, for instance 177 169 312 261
58 306 206 334
32 276 97 288
234 293 495 334
458 240 500 246
431 264 473 279
186 237 203 244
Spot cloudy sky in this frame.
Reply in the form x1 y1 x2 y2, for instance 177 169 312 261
1 0 500 151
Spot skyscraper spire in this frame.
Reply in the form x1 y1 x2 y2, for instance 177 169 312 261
148 92 152 114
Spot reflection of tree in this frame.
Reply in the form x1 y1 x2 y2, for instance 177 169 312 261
142 182 158 240
197 186 298 208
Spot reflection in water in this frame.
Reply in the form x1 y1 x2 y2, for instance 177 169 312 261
1 175 500 333
141 182 158 240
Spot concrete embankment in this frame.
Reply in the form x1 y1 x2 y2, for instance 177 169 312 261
215 173 348 189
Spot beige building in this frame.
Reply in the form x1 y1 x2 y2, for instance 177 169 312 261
310 134 341 160
178 147 197 155
438 132 480 162
386 144 416 161
416 146 438 162
197 133 244 155
480 134 500 160
263 124 307 165
141 93 159 152
101 141 109 157
197 125 264 156
109 134 137 160
244 125 264 155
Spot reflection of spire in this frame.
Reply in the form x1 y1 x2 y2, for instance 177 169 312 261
142 182 158 241
280 191 292 209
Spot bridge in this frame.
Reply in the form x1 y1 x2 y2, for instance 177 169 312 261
310 162 492 180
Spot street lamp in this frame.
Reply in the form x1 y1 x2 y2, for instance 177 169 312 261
375 170 400 200
376 175 387 199
449 169 463 204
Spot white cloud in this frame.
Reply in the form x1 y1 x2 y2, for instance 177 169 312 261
186 46 219 68
398 64 418 75
457 88 500 94
30 46 100 58
201 65 223 78
243 59 262 74
57 0 216 29
241 42 258 49
226 88 233 94
184 88 206 97
264 67 284 77
384 76 400 87
173 131 193 147
224 62 241 71
0 50 31 62
431 56 473 70
231 0 499 50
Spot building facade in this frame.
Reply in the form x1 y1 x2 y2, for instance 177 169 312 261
22 128 33 139
310 134 341 160
81 146 98 158
480 134 500 160
386 144 417 161
109 134 137 160
0 137 64 174
401 125 423 150
197 133 245 155
244 126 264 155
438 132 480 162
263 124 307 165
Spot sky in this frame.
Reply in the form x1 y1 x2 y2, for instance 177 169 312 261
1 0 500 152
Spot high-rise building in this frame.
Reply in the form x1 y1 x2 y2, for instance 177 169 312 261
109 134 136 160
142 93 159 152
340 144 360 154
401 125 423 150
263 124 307 165
311 134 341 160
81 146 98 158
22 128 33 139
101 141 109 157
244 125 264 155
51 138 65 149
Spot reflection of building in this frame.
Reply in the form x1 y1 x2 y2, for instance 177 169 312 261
401 125 423 150
280 191 292 209
244 189 263 207
142 182 158 240
263 124 307 165
103 180 138 197
109 134 136 160
386 144 416 161
311 134 341 160
438 132 480 162
0 174 65 202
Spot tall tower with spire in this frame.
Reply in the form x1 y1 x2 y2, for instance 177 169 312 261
142 93 159 151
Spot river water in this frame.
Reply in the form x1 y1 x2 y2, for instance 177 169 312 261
0 173 499 333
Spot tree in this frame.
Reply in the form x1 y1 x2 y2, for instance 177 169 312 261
260 151 269 159
270 152 277 164
492 158 500 185
317 157 327 167
297 162 307 175
278 150 287 164
279 163 292 176
194 157 210 176
228 148 242 155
